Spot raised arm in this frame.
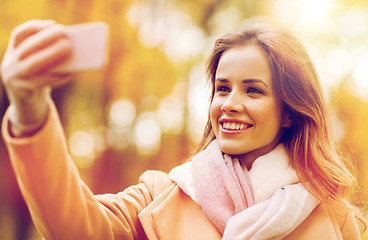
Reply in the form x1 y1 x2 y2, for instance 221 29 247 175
1 20 156 239
1 19 73 137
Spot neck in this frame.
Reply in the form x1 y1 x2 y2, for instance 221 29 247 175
238 138 283 170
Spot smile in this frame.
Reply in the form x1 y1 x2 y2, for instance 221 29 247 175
220 121 253 131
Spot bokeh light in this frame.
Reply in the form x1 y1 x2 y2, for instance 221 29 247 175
339 10 367 38
187 63 211 143
90 126 111 152
133 114 162 155
127 2 206 62
271 0 368 103
299 0 334 21
157 94 185 134
108 99 136 129
271 0 302 29
69 131 95 169
326 46 353 80
353 54 368 101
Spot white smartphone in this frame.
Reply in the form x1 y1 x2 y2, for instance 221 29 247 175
52 21 109 72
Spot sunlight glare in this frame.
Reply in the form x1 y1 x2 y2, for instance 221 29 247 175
271 0 302 29
299 0 334 20
299 0 335 34
339 10 367 38
353 55 368 100
187 64 211 143
326 47 353 79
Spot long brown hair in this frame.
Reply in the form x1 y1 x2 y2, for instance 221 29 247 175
196 16 358 211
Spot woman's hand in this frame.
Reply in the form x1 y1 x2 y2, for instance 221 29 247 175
1 20 73 137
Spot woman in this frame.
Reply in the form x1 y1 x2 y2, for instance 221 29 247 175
1 17 362 239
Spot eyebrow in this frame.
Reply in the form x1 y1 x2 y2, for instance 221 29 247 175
215 78 269 88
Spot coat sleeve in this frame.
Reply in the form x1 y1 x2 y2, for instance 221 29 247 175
1 101 171 240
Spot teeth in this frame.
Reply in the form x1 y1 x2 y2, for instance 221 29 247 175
222 122 247 130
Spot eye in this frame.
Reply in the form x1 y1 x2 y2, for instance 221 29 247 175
246 87 263 95
216 85 230 93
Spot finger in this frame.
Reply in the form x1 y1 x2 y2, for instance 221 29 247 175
10 19 55 49
47 73 76 88
18 37 72 77
7 73 75 91
16 24 67 61
28 73 75 89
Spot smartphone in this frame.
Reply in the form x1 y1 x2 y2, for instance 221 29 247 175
52 21 109 72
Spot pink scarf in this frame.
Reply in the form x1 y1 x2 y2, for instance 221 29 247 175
169 140 319 238
191 140 255 233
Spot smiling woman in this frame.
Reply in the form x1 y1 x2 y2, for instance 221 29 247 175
0 17 363 239
210 45 292 168
197 16 364 238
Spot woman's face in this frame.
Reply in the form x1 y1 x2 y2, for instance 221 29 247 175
210 44 291 165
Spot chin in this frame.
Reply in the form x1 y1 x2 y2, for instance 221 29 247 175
218 143 246 156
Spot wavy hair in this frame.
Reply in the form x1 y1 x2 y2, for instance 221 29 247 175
196 16 359 212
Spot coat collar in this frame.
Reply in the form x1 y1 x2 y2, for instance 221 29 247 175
137 182 343 240
284 203 343 240
138 184 221 240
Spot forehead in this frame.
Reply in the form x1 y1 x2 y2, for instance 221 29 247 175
215 45 272 85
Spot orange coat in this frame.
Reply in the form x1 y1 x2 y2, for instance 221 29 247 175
2 103 361 239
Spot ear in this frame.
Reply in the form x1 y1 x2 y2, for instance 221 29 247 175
282 112 293 128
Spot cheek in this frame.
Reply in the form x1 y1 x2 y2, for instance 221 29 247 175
251 101 282 124
209 104 216 123
258 103 284 130
209 100 221 132
210 98 220 117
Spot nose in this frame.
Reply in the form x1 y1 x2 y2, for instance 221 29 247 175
220 91 244 113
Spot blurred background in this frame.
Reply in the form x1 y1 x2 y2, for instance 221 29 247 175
1 0 368 239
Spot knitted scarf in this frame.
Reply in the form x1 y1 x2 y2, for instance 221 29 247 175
169 140 319 239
